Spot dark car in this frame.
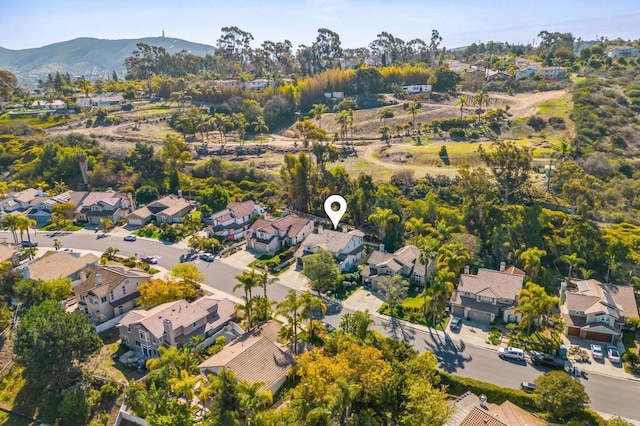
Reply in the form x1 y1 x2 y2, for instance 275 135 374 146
21 240 38 247
321 321 336 332
450 317 462 331
520 381 537 393
530 351 566 369
141 256 158 265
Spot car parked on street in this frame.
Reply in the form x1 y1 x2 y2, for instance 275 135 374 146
520 381 537 392
321 321 336 332
590 343 604 360
498 347 524 361
529 351 566 369
21 240 38 247
199 253 215 262
449 317 462 331
123 235 137 242
141 256 158 265
607 344 621 363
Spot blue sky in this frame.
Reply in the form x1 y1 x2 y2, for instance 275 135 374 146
2 0 639 50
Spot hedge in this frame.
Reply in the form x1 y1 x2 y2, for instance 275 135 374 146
436 371 537 408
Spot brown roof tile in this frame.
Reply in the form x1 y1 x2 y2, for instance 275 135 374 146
21 251 99 282
459 268 524 300
74 265 150 297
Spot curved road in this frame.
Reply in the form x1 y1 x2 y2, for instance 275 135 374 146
4 230 639 422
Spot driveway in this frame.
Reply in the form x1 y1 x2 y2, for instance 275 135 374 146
218 246 256 270
562 335 630 380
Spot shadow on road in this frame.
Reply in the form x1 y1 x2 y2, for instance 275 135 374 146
424 328 472 373
382 317 416 343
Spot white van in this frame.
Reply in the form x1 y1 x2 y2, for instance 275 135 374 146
498 347 524 361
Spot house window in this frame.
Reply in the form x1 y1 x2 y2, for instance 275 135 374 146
122 335 128 344
193 321 199 328
125 279 130 284
135 341 141 347
122 286 126 295
110 291 114 301
478 295 494 303
139 330 147 340
118 305 124 315
80 295 85 302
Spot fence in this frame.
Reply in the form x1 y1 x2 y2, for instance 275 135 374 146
115 404 149 426
95 313 126 333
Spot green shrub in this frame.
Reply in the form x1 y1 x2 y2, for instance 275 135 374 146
437 371 536 408
448 128 466 140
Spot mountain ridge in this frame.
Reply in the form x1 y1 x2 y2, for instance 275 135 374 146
0 37 217 86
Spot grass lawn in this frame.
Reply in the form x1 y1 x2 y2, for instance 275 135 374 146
41 223 83 232
132 229 162 239
537 97 572 117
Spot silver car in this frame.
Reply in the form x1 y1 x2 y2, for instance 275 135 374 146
607 345 621 363
590 344 604 360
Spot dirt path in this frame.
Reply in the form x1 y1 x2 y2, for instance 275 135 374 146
491 90 568 118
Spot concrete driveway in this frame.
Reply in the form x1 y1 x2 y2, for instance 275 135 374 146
562 335 630 379
218 246 257 270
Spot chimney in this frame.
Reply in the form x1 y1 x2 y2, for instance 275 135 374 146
127 192 135 211
342 226 347 233
499 262 506 272
464 265 470 275
379 243 385 253
178 189 183 198
318 224 323 234
22 267 30 280
560 281 567 305
95 273 102 286
163 319 175 346
80 270 87 281
479 394 488 409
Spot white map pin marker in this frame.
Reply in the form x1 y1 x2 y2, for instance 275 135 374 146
324 195 347 230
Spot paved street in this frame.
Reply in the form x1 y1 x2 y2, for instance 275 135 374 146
3 228 639 421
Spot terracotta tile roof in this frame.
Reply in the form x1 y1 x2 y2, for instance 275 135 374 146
128 206 153 220
447 392 549 426
198 334 294 392
459 407 507 426
0 245 18 263
228 200 257 218
20 251 99 282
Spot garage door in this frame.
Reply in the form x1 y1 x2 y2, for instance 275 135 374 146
568 327 580 337
453 306 466 317
584 331 612 342
468 310 492 323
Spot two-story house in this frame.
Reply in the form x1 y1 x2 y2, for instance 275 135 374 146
560 279 639 343
75 190 132 225
450 263 525 323
26 191 87 225
605 45 639 58
116 297 236 358
0 188 46 213
127 194 193 226
74 265 152 324
246 215 314 255
294 227 365 272
538 66 568 80
361 244 436 288
206 200 264 241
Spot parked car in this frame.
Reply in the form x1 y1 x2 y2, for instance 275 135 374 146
321 321 336 332
607 344 621 363
21 240 38 247
141 256 158 265
530 351 566 369
590 344 604 360
498 347 524 361
97 233 107 239
123 235 137 242
59 248 73 252
450 317 462 331
520 381 537 393
199 253 215 262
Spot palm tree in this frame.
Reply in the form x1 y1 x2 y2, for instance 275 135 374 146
2 214 19 244
168 369 197 400
379 125 391 142
455 95 468 120
16 216 36 257
559 253 586 279
213 113 230 146
429 269 455 326
368 207 400 241
276 290 303 355
234 269 262 329
258 269 276 322
405 101 421 133
418 236 439 291
473 89 494 123
517 247 547 281
99 217 114 233
310 103 329 129
103 246 120 260
238 380 273 424
405 217 428 238
53 239 62 250
252 116 269 149
335 110 350 144
378 107 394 127
299 291 327 340
232 113 248 146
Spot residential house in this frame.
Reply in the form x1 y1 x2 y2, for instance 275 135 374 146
402 84 432 94
0 188 46 212
26 191 86 225
560 279 639 343
127 195 192 226
198 321 295 395
515 68 538 80
485 69 511 81
514 58 542 80
117 297 237 358
248 79 273 91
206 200 264 241
246 215 314 255
445 391 549 426
361 244 435 288
294 227 365 272
75 190 132 225
29 100 67 110
89 93 125 107
18 250 99 286
538 66 568 80
214 79 242 89
74 265 152 324
605 45 639 58
0 244 20 266
450 263 525 323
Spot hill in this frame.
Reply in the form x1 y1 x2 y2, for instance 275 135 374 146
0 37 216 86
